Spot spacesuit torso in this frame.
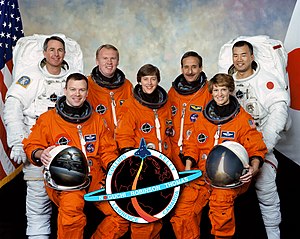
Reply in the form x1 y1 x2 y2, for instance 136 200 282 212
233 63 290 151
184 96 267 172
168 72 211 171
4 60 78 179
87 67 133 133
115 84 173 159
10 62 70 127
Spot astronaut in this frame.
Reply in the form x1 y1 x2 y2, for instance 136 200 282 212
231 40 290 239
3 34 83 239
87 44 133 135
23 73 129 239
171 73 267 239
168 51 212 172
115 64 173 238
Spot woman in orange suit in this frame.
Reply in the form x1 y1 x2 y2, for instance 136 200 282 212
170 73 267 239
115 64 174 238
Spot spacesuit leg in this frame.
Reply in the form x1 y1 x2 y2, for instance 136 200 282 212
255 151 281 239
130 220 163 239
24 163 52 239
170 181 210 239
209 188 238 238
92 201 129 239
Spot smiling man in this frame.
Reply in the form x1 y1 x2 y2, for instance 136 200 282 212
3 35 82 239
87 44 133 135
23 73 129 239
168 51 212 172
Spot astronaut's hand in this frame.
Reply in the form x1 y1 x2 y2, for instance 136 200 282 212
10 144 27 164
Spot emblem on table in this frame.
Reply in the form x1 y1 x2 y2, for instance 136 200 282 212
84 138 202 223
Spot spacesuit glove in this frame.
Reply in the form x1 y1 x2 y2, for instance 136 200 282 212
10 144 27 164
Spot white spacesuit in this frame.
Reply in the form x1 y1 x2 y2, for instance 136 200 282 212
218 35 291 239
3 34 83 239
232 63 290 239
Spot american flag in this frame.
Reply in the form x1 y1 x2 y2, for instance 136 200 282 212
0 0 24 188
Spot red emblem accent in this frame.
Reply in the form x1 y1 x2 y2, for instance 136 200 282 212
266 81 274 89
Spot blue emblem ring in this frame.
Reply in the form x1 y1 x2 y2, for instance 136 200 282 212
84 140 202 223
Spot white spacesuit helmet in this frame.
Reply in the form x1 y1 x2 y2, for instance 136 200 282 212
205 141 249 188
44 145 90 191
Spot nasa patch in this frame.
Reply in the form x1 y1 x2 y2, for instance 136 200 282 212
86 143 95 153
17 76 31 88
190 113 198 122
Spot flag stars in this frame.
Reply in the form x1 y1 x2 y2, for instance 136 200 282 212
0 0 4 6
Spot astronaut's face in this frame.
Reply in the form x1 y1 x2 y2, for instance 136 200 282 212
64 79 88 108
232 45 254 77
96 48 119 78
140 75 158 94
43 40 65 69
211 84 230 106
181 56 202 83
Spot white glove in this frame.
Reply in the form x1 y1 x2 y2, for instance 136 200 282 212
10 144 27 164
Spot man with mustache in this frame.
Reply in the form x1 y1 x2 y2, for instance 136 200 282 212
168 51 212 172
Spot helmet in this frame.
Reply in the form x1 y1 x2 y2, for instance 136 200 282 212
205 141 249 188
44 145 90 191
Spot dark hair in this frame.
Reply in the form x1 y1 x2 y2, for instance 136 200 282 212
232 40 254 55
43 36 65 52
208 73 235 93
181 51 202 67
96 44 119 59
137 64 160 83
66 73 88 90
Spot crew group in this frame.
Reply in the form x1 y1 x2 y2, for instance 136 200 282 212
3 35 289 239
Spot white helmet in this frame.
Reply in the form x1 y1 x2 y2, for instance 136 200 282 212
44 145 90 191
205 141 249 188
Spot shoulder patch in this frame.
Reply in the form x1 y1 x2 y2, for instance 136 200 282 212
248 119 256 129
16 76 31 88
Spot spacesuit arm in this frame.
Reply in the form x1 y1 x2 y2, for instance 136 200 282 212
115 109 138 150
182 127 200 165
98 124 119 169
3 96 29 147
262 101 289 151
